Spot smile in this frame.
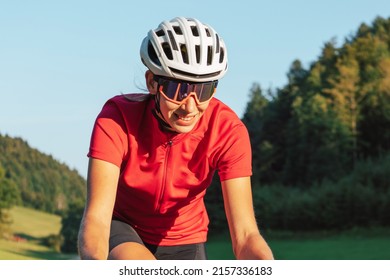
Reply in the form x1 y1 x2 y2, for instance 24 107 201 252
177 116 195 121
176 114 196 121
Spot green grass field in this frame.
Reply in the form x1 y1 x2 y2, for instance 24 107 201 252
0 206 76 260
1 206 390 260
10 206 61 238
206 228 390 260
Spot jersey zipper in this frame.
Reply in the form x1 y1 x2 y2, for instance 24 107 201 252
155 139 173 212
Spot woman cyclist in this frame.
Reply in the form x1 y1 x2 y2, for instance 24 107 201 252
78 17 273 260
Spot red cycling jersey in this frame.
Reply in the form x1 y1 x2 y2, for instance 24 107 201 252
88 94 252 246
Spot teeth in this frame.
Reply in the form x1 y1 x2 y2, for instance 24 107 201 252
178 115 194 121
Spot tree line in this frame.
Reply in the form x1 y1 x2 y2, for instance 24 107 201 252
0 134 86 214
244 16 390 186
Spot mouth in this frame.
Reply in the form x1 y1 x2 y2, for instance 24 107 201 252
174 113 197 123
177 115 195 121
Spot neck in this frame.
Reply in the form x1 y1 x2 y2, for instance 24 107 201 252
152 94 177 133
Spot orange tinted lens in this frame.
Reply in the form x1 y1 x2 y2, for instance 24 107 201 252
157 77 218 103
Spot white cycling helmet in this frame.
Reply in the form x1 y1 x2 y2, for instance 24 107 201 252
140 17 228 82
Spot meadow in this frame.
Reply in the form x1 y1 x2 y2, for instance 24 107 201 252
207 229 390 260
1 206 389 260
0 207 76 260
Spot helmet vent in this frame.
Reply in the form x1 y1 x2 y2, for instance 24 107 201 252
167 30 178 51
180 44 189 64
162 42 173 60
219 47 225 63
207 46 213 65
215 34 220 53
195 45 200 63
191 26 199 37
205 28 211 37
148 41 161 66
156 29 165 37
173 26 183 35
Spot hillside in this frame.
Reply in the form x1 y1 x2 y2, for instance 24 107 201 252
0 133 86 214
0 206 76 260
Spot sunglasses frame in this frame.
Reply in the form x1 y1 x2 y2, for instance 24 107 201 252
153 75 218 105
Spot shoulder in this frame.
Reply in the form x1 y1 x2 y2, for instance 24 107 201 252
205 98 246 129
105 93 152 108
195 97 249 145
99 94 153 117
203 99 252 179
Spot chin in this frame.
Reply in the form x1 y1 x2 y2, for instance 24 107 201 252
171 124 195 134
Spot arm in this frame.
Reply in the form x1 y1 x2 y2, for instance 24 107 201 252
221 177 274 260
78 158 120 260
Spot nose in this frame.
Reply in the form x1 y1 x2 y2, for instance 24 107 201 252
180 93 197 112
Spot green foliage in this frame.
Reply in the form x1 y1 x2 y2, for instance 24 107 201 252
0 133 86 214
0 163 21 237
41 234 64 253
204 174 229 235
243 16 390 186
252 153 390 231
0 164 21 210
59 201 84 253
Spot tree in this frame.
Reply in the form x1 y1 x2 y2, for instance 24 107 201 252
0 164 20 237
323 51 360 164
284 92 351 184
60 201 84 253
242 83 270 184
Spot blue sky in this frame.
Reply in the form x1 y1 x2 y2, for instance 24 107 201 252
1 0 389 178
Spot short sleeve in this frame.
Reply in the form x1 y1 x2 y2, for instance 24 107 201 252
87 101 128 167
217 123 252 181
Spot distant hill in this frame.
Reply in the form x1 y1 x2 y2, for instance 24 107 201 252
0 133 86 214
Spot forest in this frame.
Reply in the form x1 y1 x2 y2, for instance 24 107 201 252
0 16 389 253
0 134 86 214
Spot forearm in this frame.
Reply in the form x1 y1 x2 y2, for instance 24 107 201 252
221 178 274 260
78 217 110 260
234 232 274 260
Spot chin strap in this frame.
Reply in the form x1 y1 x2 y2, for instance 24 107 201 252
152 93 173 130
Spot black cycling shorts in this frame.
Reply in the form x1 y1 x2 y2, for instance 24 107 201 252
109 219 207 260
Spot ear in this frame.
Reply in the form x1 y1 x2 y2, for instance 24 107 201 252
145 70 157 94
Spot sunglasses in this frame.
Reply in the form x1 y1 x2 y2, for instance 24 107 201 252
153 75 218 105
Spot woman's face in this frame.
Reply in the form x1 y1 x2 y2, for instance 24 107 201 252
145 70 212 133
158 93 211 133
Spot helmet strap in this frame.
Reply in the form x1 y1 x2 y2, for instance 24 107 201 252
152 93 175 131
